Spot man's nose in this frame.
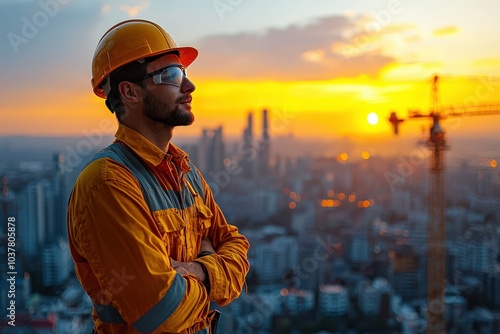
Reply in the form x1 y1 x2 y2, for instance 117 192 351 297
181 76 195 93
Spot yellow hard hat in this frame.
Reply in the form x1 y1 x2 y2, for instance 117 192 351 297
91 19 198 98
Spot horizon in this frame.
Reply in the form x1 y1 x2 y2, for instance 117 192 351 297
1 131 499 166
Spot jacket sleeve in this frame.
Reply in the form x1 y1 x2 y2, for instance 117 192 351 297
67 159 209 333
192 170 250 306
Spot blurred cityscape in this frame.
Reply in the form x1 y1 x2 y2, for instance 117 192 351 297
0 109 500 333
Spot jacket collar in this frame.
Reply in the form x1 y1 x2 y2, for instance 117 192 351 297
114 124 191 172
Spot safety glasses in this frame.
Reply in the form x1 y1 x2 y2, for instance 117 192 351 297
141 64 187 86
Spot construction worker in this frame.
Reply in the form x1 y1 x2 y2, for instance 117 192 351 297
67 19 250 333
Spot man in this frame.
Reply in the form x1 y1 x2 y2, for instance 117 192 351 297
67 19 250 334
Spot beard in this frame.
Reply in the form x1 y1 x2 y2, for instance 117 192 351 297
143 91 194 126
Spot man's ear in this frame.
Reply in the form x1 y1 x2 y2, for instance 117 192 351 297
118 81 143 104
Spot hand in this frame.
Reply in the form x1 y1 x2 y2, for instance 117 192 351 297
170 258 206 282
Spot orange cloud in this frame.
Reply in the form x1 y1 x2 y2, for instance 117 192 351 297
433 25 459 36
119 2 149 17
191 15 395 81
301 49 326 63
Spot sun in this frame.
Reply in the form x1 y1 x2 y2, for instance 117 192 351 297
367 112 379 125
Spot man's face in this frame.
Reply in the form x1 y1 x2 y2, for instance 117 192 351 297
142 53 196 126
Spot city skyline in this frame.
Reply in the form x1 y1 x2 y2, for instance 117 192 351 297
2 115 499 166
1 118 499 332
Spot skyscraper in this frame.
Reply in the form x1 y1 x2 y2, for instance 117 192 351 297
388 245 420 301
240 112 256 178
42 240 72 288
49 153 68 241
17 180 52 259
258 109 271 177
199 126 225 175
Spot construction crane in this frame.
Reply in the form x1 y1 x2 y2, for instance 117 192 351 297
388 75 500 334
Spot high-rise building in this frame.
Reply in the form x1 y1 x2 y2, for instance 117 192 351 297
319 284 349 316
388 245 420 301
246 112 253 140
42 240 72 288
258 109 271 177
349 234 371 264
50 153 68 241
485 270 500 309
17 180 52 259
280 288 315 315
240 112 256 178
199 126 225 175
254 235 298 284
358 278 392 317
457 227 492 274
14 154 68 257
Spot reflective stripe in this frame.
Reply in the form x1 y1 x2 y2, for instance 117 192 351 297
95 143 167 211
87 143 201 211
92 274 186 331
93 303 125 324
133 274 187 333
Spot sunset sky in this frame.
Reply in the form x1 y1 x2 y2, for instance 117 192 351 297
2 0 500 157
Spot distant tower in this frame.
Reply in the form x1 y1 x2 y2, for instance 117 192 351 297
246 112 253 142
258 109 271 177
211 126 225 173
388 245 420 302
198 129 209 172
241 112 256 178
50 153 67 241
17 180 53 259
199 126 225 175
274 155 282 180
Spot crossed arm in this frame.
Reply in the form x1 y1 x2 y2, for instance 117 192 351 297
171 237 215 284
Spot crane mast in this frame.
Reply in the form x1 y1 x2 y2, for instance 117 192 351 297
425 75 447 334
426 115 447 334
388 74 500 334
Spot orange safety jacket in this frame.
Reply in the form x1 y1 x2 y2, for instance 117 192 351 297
67 124 250 333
